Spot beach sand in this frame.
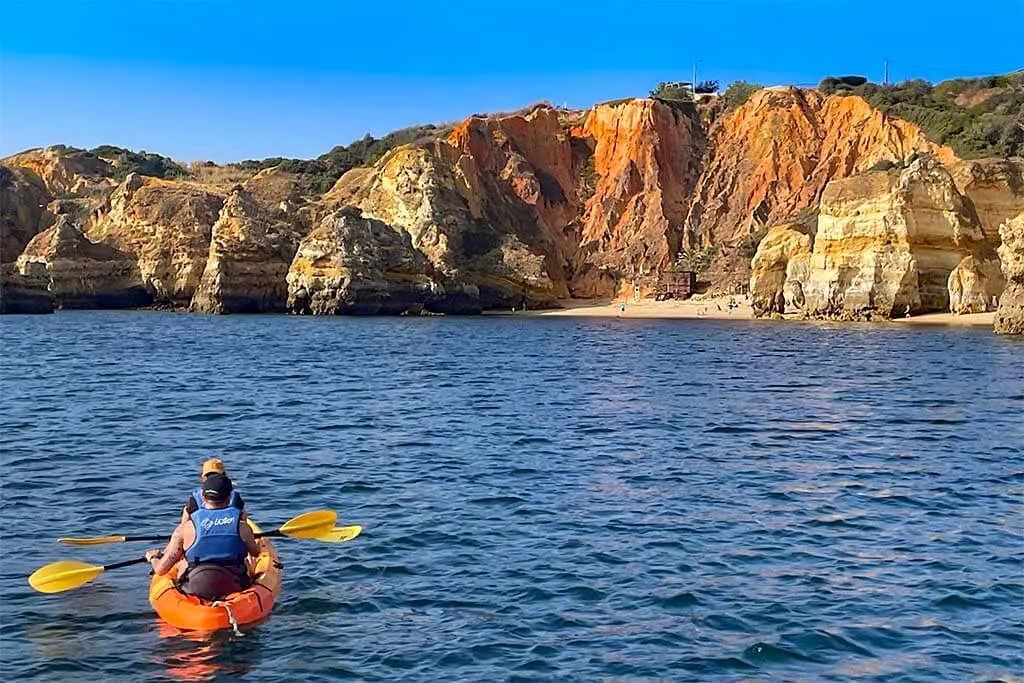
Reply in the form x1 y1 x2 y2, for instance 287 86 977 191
493 296 996 328
501 296 752 319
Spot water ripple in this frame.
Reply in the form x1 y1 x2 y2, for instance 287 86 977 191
1 312 1022 681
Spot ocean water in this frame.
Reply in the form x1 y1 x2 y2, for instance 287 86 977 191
1 311 1022 682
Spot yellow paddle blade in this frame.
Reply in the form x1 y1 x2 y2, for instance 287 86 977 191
57 535 127 547
315 525 362 543
29 561 105 593
278 509 338 539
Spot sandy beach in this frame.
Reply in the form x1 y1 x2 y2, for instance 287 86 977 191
521 296 753 320
495 296 996 328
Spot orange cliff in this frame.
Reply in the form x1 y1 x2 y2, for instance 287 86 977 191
686 88 955 255
574 99 704 296
8 86 1024 326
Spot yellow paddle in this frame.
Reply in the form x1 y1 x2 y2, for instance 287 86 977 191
57 509 338 546
29 556 150 593
31 511 354 595
29 526 363 594
315 525 363 543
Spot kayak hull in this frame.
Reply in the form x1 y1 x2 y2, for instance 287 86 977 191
148 521 281 631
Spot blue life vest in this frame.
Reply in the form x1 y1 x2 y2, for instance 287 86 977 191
185 503 246 565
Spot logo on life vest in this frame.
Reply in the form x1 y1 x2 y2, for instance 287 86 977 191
200 515 237 531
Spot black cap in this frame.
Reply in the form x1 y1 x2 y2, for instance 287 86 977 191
202 472 233 501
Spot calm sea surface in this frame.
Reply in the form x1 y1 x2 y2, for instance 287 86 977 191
1 312 1022 682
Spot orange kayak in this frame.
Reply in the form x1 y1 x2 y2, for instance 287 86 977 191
148 521 281 631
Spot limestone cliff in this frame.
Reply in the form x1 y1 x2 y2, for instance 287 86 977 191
243 166 311 227
748 223 812 315
995 212 1024 334
286 207 475 315
1 165 53 262
2 147 115 196
752 157 1002 319
6 84 1024 322
0 262 54 314
192 187 298 313
951 158 1024 243
86 173 224 305
328 137 567 308
329 99 704 302
15 215 150 309
688 89 954 284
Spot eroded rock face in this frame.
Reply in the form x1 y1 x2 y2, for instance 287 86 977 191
995 212 1024 334
2 147 114 196
573 99 704 296
951 158 1024 243
687 89 953 284
15 215 150 309
87 173 223 305
329 99 705 303
286 207 476 315
0 262 54 314
748 223 812 315
948 255 1003 314
1 164 53 262
801 157 998 318
329 142 564 309
192 188 298 313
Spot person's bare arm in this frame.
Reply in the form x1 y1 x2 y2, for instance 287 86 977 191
239 522 260 557
146 526 185 575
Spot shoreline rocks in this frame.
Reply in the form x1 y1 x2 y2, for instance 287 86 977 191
15 216 151 309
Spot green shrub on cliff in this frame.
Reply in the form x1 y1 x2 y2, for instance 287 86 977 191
52 145 190 180
820 72 1024 159
722 81 762 110
234 123 452 195
92 146 189 179
651 82 694 103
818 75 869 94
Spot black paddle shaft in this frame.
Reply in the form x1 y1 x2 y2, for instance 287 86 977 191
104 556 150 571
127 529 279 544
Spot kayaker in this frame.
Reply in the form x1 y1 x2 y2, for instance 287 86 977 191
180 458 246 524
147 472 260 601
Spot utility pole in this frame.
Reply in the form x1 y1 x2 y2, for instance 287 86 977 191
693 58 703 93
883 58 889 86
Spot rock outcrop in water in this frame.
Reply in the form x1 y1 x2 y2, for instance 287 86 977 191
995 212 1024 334
14 215 151 309
0 262 55 314
1 164 54 262
192 187 298 313
286 206 476 315
328 142 564 309
86 173 224 306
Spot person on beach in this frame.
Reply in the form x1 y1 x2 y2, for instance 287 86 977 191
180 458 246 524
147 472 260 600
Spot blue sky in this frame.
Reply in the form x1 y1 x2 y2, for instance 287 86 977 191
1 0 1021 162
